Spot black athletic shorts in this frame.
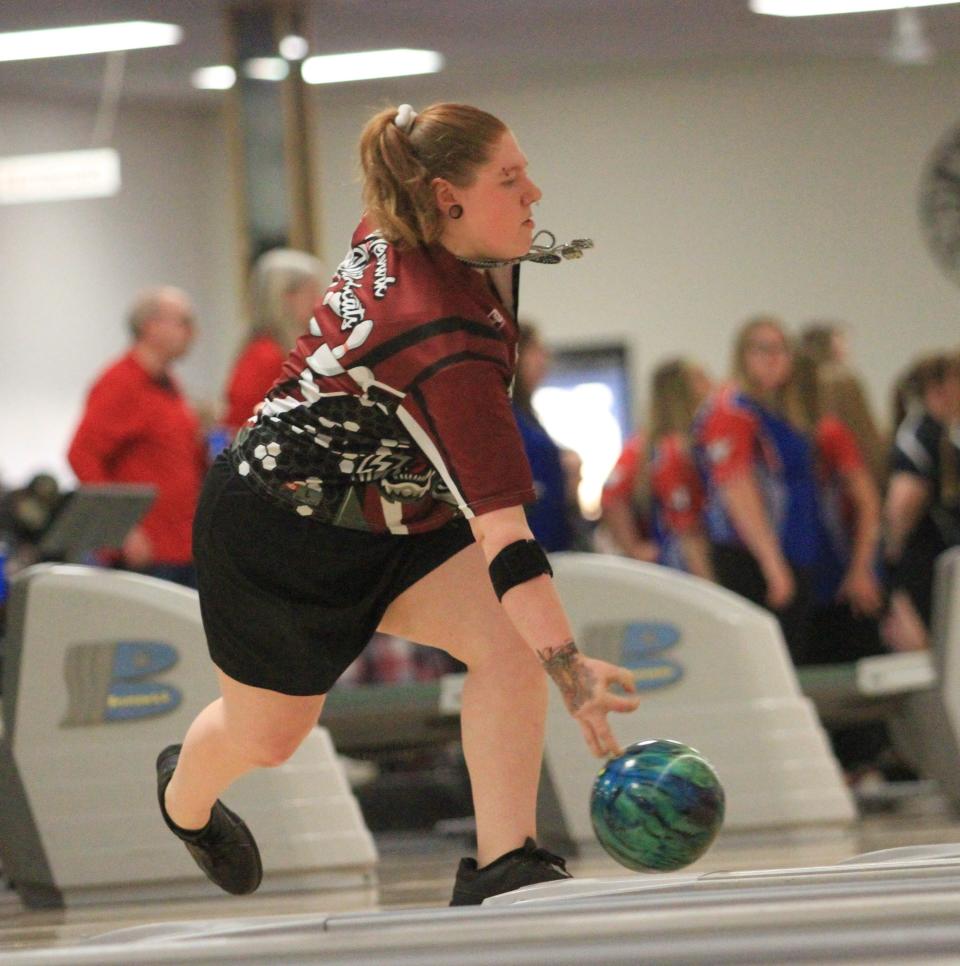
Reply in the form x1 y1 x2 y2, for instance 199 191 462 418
710 543 814 666
192 455 475 695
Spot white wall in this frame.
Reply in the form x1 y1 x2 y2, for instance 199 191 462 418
2 56 959 486
0 95 241 486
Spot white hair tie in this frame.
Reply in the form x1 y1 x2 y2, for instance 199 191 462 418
394 104 418 134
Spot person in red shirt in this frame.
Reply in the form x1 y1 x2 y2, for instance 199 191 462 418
647 360 714 580
792 354 892 779
600 431 656 561
601 358 713 579
156 102 637 906
67 287 205 587
809 360 885 626
222 248 328 435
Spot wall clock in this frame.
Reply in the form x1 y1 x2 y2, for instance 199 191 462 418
920 123 960 284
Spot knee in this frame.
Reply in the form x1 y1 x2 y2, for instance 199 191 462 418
236 729 310 769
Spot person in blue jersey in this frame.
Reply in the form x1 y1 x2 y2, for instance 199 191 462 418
694 316 820 664
511 323 578 551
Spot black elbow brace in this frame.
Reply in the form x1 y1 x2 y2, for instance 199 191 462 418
489 539 553 601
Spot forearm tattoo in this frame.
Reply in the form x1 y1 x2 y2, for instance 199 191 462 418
537 641 595 713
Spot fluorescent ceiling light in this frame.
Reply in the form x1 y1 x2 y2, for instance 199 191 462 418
243 57 289 81
192 65 236 90
0 21 181 62
751 0 959 14
301 48 443 85
0 149 120 205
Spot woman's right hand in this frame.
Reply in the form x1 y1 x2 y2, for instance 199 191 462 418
838 566 883 617
538 642 641 758
569 655 642 758
630 539 659 563
763 559 795 610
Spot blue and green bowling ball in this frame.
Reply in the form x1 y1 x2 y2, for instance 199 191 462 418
590 738 725 872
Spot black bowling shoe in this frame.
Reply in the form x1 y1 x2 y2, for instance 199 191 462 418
156 743 263 896
450 837 571 906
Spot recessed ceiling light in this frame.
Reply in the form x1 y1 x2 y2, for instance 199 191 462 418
0 21 181 62
301 48 444 85
751 0 958 14
279 34 309 61
191 65 236 90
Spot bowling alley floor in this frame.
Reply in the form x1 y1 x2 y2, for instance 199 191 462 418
2 783 960 963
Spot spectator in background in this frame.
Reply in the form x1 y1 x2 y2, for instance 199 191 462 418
791 354 884 662
695 316 820 664
884 351 960 637
0 473 64 571
819 361 888 491
800 320 849 367
792 354 893 782
223 248 328 435
600 428 656 562
68 287 206 587
512 323 581 551
647 359 714 579
601 358 713 579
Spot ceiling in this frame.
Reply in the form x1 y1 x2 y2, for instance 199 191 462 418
2 0 960 107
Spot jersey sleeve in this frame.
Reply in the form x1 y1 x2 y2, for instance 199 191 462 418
651 441 704 533
891 415 940 482
396 358 535 518
818 416 865 478
602 435 644 509
697 402 757 484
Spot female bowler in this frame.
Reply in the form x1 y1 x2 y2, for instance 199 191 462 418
156 102 639 906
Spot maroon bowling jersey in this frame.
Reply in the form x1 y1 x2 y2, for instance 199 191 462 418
231 219 536 534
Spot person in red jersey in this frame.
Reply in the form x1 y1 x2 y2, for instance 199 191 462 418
68 287 205 587
222 248 328 435
646 359 714 579
789 354 884 661
156 103 638 906
601 358 713 579
600 431 656 561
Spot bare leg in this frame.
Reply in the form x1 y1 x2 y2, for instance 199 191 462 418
164 670 326 830
379 544 547 866
881 590 929 653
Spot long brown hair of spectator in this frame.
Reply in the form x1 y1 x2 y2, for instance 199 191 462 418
799 320 846 365
819 361 887 488
786 351 821 435
649 359 702 443
359 103 507 249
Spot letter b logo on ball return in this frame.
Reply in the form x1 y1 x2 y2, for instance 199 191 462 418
61 641 182 727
